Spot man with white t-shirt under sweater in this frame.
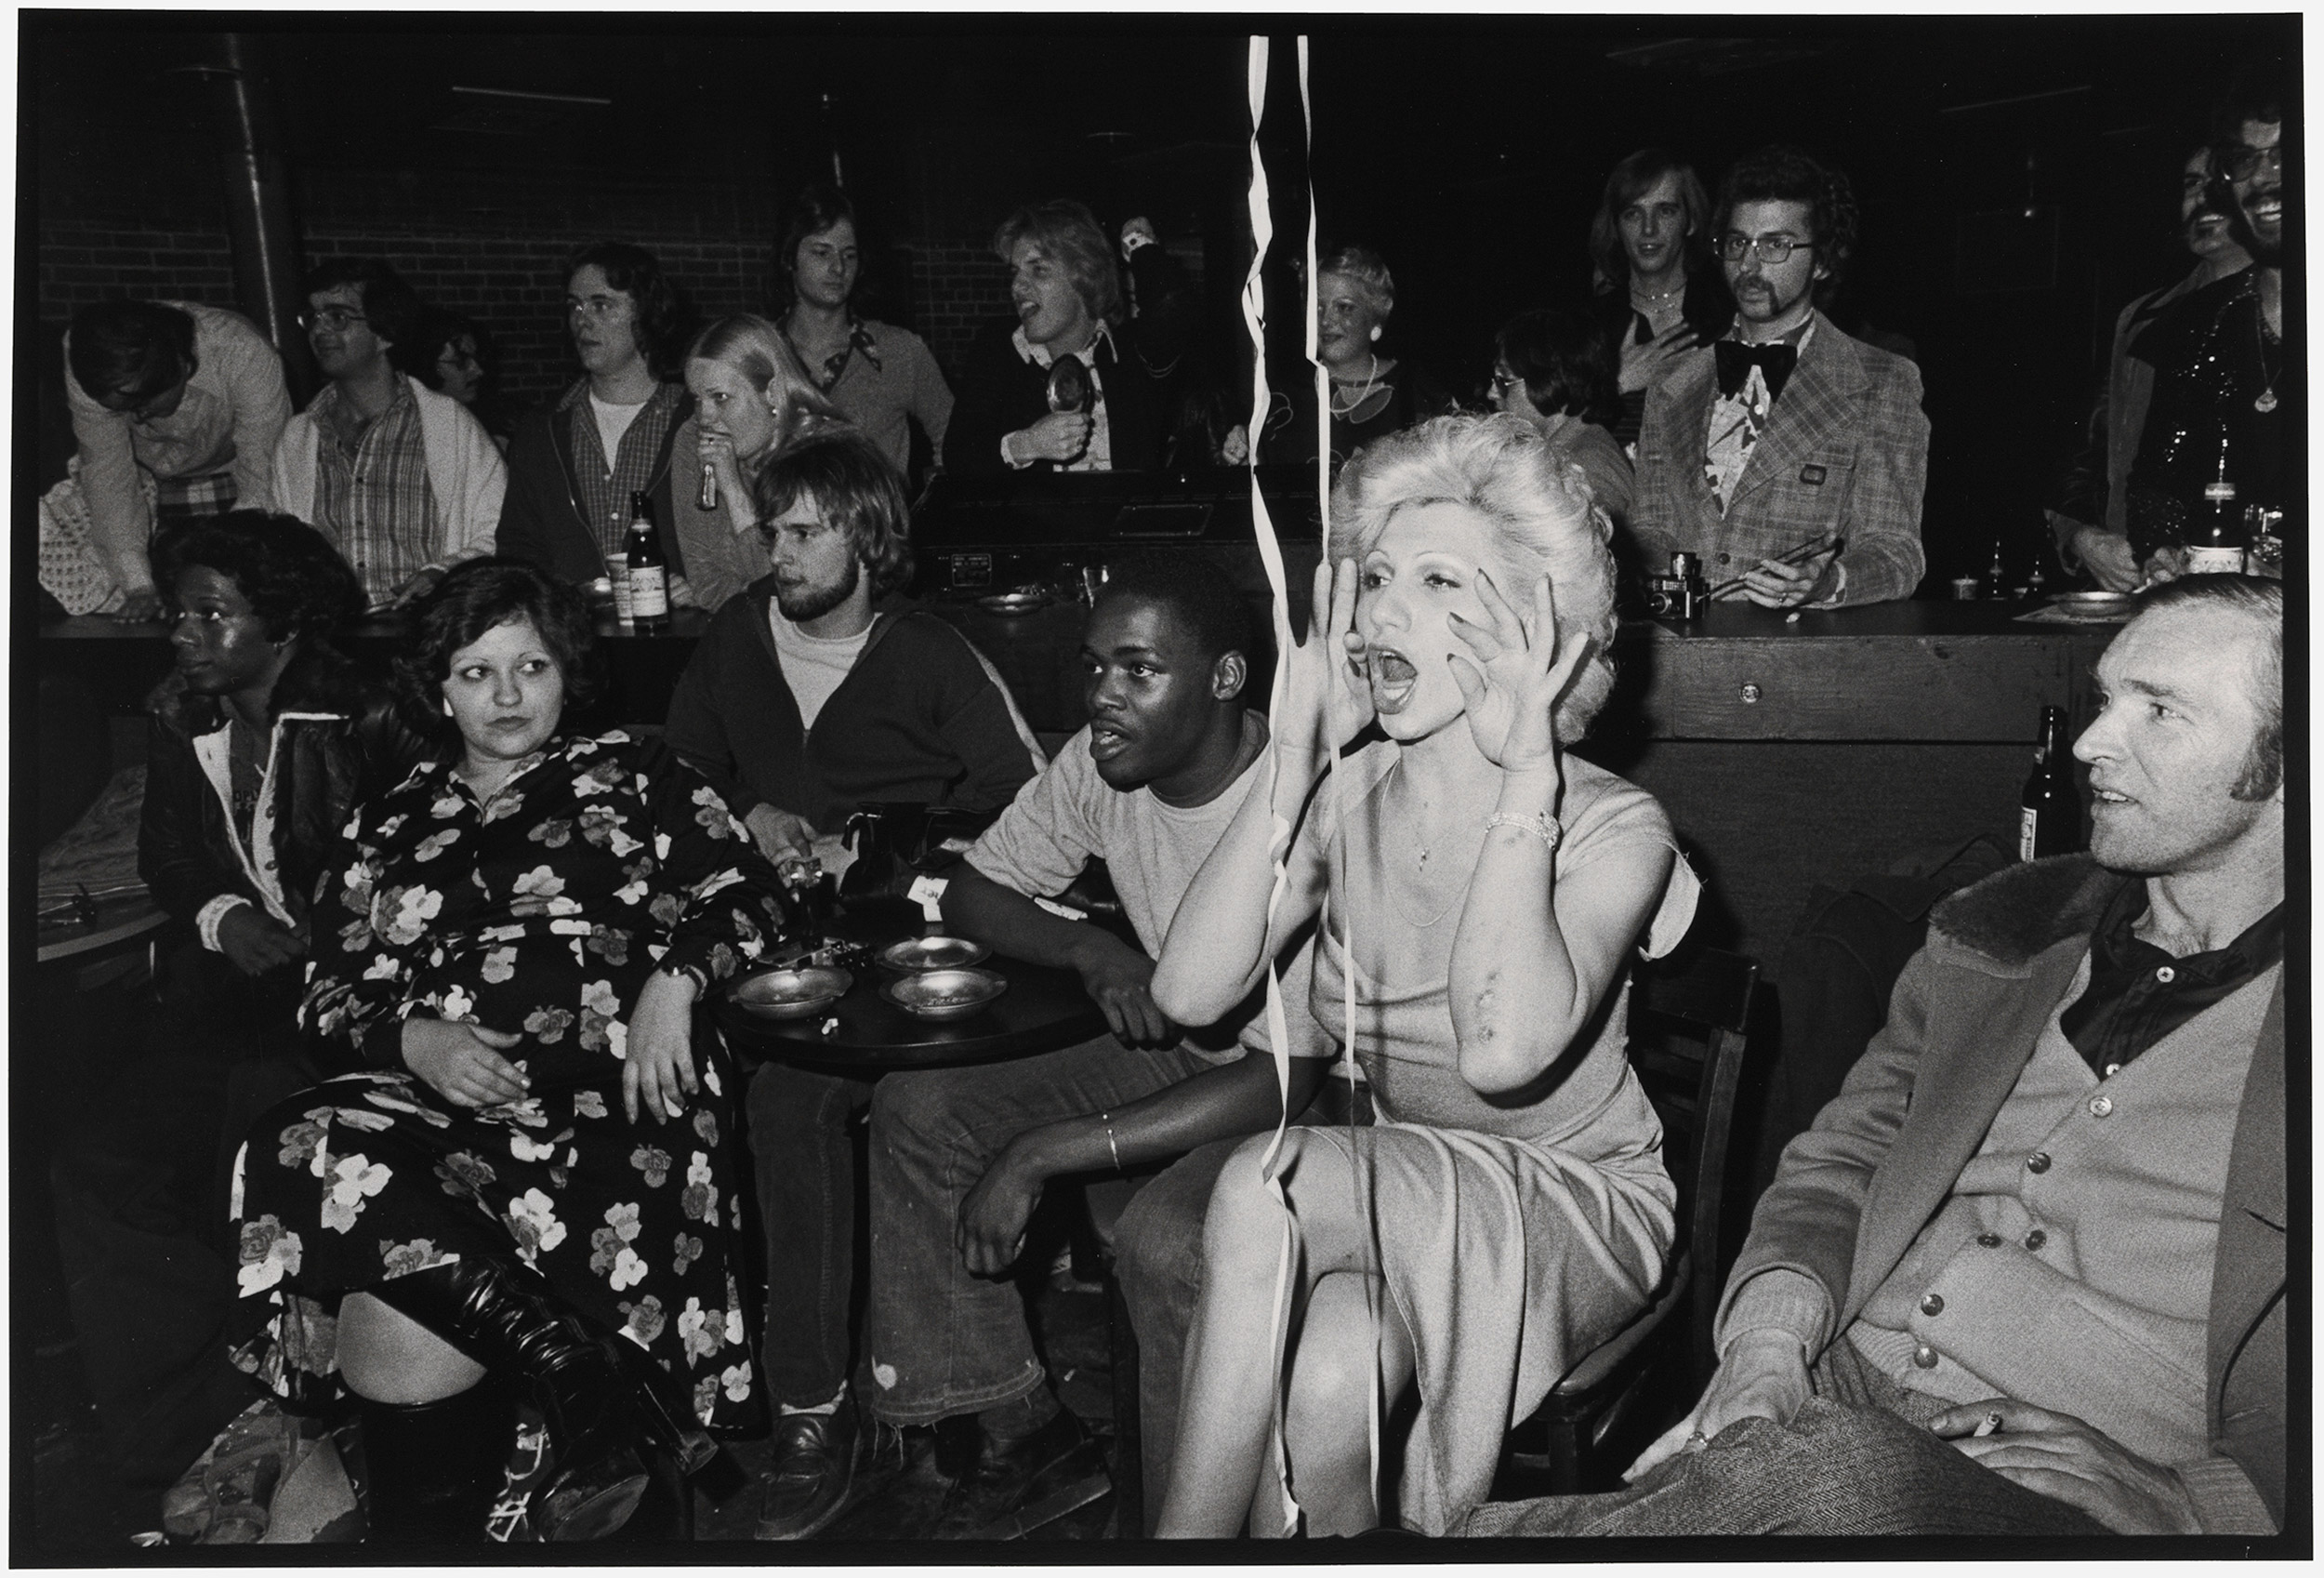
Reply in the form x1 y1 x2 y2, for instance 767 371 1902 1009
495 242 696 596
662 430 1048 1538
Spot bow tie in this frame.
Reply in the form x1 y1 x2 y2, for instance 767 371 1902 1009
1715 339 1799 401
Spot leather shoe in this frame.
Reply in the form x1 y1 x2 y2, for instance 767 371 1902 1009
754 1403 860 1541
931 1407 1107 1540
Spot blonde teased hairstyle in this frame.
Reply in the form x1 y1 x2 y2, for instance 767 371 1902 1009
684 314 845 459
1328 413 1619 740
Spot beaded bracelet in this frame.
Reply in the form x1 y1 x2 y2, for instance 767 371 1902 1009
1485 811 1562 852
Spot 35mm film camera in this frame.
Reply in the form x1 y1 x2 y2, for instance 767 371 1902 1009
1644 551 1707 620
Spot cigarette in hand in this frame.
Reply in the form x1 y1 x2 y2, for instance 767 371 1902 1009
1973 1412 2003 1439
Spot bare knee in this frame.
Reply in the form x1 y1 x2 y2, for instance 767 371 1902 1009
1284 1273 1381 1458
337 1290 488 1404
1199 1134 1298 1271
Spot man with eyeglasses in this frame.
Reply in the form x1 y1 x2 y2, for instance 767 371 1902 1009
2121 65 2291 577
495 241 697 596
2045 143 2254 591
1630 146 1929 608
272 258 506 609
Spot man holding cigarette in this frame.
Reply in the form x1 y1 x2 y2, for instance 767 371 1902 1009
1629 146 1929 607
1457 577 2284 1536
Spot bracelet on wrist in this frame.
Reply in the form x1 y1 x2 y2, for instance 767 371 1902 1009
1484 810 1561 853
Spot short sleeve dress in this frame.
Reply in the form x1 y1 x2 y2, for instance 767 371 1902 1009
228 730 800 1430
1299 747 1699 1533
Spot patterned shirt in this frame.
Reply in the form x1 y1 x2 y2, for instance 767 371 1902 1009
1704 318 1816 515
310 379 440 604
570 380 684 559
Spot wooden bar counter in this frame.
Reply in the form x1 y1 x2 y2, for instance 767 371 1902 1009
35 598 2118 966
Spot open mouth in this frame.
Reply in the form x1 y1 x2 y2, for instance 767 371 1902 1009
1088 723 1132 762
1368 648 1419 712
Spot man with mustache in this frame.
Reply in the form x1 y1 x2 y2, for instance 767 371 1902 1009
1629 146 1930 607
271 259 506 609
944 200 1198 474
1455 575 2284 1538
2047 144 2253 590
662 431 1043 1539
2123 69 2291 573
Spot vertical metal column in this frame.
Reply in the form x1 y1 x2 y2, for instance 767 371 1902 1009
176 34 316 402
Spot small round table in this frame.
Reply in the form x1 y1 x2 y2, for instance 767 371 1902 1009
712 895 1109 1073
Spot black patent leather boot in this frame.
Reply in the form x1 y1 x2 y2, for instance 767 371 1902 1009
366 1259 715 1542
355 1375 514 1545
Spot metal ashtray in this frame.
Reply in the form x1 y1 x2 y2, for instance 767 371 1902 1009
731 965 853 1020
2048 590 2140 617
878 935 992 973
977 590 1050 616
881 966 1008 1021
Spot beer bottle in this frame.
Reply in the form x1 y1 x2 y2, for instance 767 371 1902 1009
2185 433 2248 574
625 491 671 633
2018 705 2076 861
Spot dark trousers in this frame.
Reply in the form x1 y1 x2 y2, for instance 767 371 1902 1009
745 1059 876 1409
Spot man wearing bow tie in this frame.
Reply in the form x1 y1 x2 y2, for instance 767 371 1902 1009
1629 147 1930 608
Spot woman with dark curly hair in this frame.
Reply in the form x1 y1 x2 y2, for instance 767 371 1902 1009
57 512 422 1484
228 558 804 1544
1489 308 1634 532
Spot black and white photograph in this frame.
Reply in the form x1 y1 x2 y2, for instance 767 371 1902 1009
20 10 2298 1558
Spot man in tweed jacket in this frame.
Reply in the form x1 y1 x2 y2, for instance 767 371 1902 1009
1630 147 1928 607
1458 577 2284 1537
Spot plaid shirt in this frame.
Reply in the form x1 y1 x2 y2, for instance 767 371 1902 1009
569 381 684 558
310 380 440 604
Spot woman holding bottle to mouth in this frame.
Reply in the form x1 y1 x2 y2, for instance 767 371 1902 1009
670 316 844 612
1149 413 1699 1538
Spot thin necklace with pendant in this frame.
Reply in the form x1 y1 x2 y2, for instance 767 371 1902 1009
2252 307 2280 413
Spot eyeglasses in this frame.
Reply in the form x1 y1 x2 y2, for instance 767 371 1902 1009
1715 233 1814 264
299 307 370 334
2217 142 2283 182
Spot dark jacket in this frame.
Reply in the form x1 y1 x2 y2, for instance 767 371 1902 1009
1594 270 1736 449
1722 855 2285 1532
944 246 1198 476
495 378 693 585
663 578 1044 833
139 646 429 935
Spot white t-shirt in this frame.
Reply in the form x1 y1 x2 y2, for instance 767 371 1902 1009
966 715 1319 1064
768 608 872 730
588 391 647 473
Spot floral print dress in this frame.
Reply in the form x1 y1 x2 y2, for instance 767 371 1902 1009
229 731 799 1429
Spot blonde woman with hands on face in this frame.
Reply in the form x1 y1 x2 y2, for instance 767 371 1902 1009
1150 415 1699 1537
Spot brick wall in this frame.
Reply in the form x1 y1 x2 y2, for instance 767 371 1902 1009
38 168 1023 410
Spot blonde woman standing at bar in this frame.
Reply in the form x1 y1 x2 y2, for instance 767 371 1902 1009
1151 414 1698 1536
671 315 844 611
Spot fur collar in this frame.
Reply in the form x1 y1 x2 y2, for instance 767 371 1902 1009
1926 855 2137 970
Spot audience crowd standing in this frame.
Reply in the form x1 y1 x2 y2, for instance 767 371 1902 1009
35 58 2294 1548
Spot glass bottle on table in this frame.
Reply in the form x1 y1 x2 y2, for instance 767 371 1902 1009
1985 539 2009 600
625 491 671 634
2018 705 2077 861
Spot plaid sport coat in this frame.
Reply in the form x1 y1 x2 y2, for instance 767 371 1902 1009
1631 310 1929 606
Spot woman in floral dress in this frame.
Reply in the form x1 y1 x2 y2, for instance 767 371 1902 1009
230 558 801 1543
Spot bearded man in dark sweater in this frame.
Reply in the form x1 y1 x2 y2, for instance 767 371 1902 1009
663 428 1043 1536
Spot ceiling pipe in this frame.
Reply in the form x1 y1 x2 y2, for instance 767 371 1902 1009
170 35 317 403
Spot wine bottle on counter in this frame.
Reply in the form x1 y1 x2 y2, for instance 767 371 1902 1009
2186 434 2248 574
2018 705 2076 861
625 491 671 634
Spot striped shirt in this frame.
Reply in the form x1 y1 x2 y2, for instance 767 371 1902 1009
310 379 441 604
570 380 683 558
